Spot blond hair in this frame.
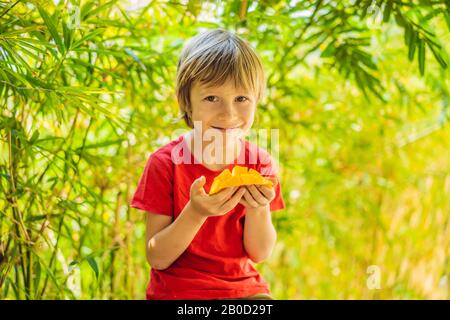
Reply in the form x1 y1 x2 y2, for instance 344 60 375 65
175 28 266 128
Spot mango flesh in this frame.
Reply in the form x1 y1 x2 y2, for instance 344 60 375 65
209 165 273 195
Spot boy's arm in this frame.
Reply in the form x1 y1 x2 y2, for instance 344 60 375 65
145 176 245 270
243 205 277 263
145 202 206 270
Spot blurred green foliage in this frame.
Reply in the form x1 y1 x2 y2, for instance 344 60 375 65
0 0 449 299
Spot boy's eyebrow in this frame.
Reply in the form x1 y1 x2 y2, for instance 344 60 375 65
198 87 251 95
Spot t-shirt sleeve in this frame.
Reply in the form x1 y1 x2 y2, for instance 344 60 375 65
257 150 286 212
130 152 173 216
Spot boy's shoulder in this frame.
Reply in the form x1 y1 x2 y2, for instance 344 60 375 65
243 139 274 163
243 139 279 176
147 135 184 165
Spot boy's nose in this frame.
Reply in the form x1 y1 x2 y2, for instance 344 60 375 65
219 102 236 118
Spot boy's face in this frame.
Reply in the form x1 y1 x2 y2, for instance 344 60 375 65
189 79 257 141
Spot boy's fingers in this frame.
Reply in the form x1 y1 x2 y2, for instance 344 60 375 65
239 197 250 207
213 186 237 202
247 185 268 206
220 188 246 213
243 188 260 207
256 184 274 200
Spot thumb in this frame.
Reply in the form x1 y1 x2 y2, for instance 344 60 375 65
191 175 207 194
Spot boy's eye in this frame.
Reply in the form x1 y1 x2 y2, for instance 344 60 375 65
203 96 249 102
204 96 218 102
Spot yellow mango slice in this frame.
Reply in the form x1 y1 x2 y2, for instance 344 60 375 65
248 168 261 177
209 179 222 195
232 166 248 176
209 165 273 195
216 168 232 181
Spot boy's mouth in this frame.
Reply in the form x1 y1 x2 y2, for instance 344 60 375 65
210 125 240 132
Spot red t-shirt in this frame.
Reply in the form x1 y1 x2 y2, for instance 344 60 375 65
130 133 286 300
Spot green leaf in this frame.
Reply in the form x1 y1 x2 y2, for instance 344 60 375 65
354 49 378 70
425 40 448 69
62 21 72 50
124 47 147 71
33 260 41 297
37 5 65 54
394 10 407 27
359 0 372 19
82 0 117 21
383 1 393 23
0 26 43 36
71 28 105 49
1 41 34 74
30 252 62 298
444 9 450 32
320 40 336 58
29 129 40 144
86 256 99 279
80 1 96 21
3 67 32 87
418 38 425 76
408 30 417 61
76 139 125 150
13 40 43 60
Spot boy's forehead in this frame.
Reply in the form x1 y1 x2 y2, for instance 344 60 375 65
195 80 247 93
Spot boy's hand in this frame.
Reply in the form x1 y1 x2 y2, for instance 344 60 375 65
188 176 246 218
239 176 278 210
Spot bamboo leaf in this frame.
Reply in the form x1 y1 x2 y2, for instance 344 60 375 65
62 21 72 51
80 1 96 21
444 8 450 31
82 0 117 21
0 26 44 36
37 5 65 54
418 37 425 76
408 30 417 61
404 23 411 46
29 129 40 144
33 260 42 298
86 256 99 279
383 1 393 22
425 39 448 69
76 139 125 150
320 40 336 58
71 28 105 49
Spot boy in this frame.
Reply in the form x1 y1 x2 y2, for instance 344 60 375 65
130 28 285 300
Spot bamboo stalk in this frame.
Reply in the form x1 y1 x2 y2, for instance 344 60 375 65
110 190 122 299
